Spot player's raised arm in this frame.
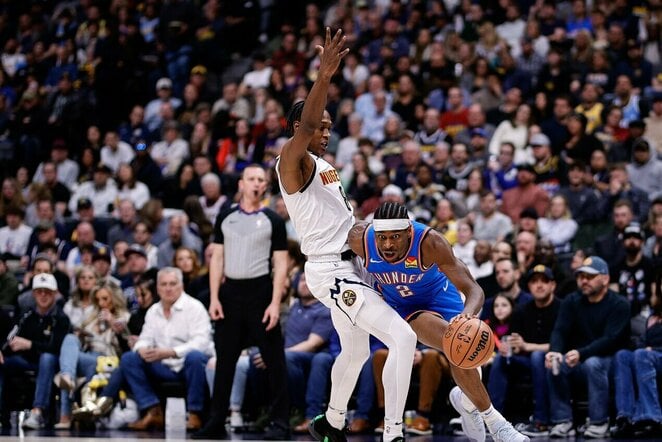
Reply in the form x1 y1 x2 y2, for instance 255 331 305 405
421 230 485 316
278 28 348 193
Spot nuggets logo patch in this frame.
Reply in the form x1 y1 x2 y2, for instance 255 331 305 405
342 290 357 306
405 257 418 268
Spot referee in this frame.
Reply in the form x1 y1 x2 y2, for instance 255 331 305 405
194 164 290 440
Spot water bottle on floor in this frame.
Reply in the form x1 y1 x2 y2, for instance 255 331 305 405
165 397 186 439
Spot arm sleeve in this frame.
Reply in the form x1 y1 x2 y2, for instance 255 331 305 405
213 207 232 244
264 209 288 251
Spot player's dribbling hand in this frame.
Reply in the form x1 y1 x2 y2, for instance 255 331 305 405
317 27 350 79
209 298 224 321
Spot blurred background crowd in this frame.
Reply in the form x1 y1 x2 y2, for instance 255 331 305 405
0 0 661 438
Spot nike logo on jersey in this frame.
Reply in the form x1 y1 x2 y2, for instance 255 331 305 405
443 280 449 291
369 258 383 263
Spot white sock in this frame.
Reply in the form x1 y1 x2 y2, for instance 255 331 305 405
383 417 403 441
480 405 506 433
460 391 477 412
325 407 346 430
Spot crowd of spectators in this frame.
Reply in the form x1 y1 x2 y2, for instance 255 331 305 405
0 0 661 438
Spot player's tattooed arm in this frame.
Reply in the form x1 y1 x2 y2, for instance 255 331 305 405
348 222 369 259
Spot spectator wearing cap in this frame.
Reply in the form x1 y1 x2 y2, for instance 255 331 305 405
121 244 151 308
0 273 70 430
0 253 19 306
144 77 182 134
130 140 164 196
529 132 562 197
626 138 662 201
150 121 190 178
544 256 630 439
32 140 79 190
188 65 214 104
643 93 662 157
92 246 120 287
100 130 135 174
0 205 33 259
25 219 71 269
488 264 561 437
67 163 118 216
610 223 655 321
500 163 550 223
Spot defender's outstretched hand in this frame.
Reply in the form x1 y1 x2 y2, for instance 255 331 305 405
317 27 349 79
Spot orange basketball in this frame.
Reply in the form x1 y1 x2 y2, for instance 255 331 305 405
442 317 494 369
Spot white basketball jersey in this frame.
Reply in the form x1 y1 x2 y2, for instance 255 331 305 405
276 154 354 256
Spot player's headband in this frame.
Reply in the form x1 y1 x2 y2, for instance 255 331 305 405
373 219 410 232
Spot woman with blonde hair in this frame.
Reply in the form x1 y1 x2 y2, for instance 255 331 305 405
537 194 578 258
55 278 129 428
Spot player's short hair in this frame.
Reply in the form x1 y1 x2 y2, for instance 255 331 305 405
374 202 408 220
286 100 306 136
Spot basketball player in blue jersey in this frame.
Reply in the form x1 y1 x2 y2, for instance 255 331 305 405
276 29 417 442
348 202 529 442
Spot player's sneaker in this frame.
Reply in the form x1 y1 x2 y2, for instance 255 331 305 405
489 419 531 441
449 386 485 441
308 414 347 442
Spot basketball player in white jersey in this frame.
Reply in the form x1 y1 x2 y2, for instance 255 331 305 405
276 28 417 442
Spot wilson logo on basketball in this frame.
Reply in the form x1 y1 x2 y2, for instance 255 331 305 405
467 330 491 362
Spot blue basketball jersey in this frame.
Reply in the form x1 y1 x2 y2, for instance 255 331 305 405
364 221 464 320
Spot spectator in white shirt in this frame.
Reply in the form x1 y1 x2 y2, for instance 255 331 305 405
0 205 33 258
33 140 79 190
150 121 190 177
121 267 213 431
199 173 227 226
68 164 118 216
100 130 135 173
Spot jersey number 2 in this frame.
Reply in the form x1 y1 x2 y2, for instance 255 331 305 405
396 285 413 297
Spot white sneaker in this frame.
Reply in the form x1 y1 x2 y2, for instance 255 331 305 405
230 411 244 430
583 422 609 439
22 412 44 430
449 386 486 441
549 421 576 438
489 419 531 442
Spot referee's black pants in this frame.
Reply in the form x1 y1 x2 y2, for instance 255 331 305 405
210 275 289 424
